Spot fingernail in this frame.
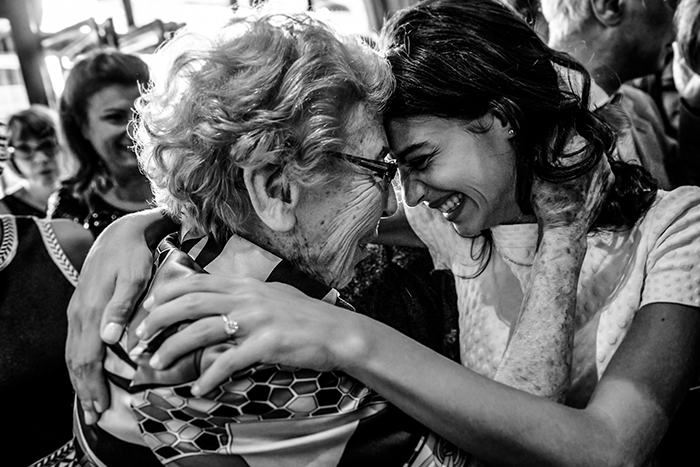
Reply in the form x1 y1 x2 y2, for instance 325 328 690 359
102 323 124 343
135 322 146 339
143 296 154 310
191 384 201 397
84 410 97 425
129 342 147 360
94 401 104 414
149 354 162 369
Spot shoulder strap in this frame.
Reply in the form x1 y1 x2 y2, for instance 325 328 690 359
34 217 80 286
0 215 18 272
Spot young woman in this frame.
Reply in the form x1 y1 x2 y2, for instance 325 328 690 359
63 1 700 465
48 49 153 236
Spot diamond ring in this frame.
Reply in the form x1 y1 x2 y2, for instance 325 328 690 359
221 314 239 338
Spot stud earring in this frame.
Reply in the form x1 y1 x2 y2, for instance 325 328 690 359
508 129 516 137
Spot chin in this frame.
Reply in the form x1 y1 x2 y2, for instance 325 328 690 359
451 220 483 238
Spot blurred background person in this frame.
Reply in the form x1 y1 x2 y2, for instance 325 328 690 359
541 0 682 188
504 0 549 41
670 0 700 186
0 144 93 465
48 48 153 237
0 105 64 217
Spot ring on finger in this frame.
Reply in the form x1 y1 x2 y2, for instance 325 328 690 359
221 314 239 338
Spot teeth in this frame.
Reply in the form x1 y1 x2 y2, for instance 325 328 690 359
437 194 464 214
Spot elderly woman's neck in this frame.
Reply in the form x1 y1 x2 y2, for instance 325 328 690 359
236 226 339 289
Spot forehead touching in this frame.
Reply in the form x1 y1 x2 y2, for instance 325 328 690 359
342 104 388 160
386 115 456 161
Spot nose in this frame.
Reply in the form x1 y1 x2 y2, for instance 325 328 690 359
399 168 426 208
382 181 398 217
33 149 52 163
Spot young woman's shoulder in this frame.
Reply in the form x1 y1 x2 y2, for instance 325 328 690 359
643 186 700 232
638 186 700 309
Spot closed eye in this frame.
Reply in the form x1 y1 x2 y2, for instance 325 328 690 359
405 150 436 171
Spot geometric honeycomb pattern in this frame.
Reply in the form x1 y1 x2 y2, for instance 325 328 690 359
406 433 469 467
131 363 386 463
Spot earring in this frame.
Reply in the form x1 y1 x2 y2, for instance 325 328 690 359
508 129 516 137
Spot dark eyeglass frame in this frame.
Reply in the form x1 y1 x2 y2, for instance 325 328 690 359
330 150 398 189
7 138 61 161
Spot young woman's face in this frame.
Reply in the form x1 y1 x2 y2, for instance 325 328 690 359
82 84 141 181
387 115 523 236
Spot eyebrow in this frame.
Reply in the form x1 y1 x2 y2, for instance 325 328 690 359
392 142 427 164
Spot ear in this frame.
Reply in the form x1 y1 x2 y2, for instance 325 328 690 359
487 111 515 139
589 0 624 27
243 164 300 233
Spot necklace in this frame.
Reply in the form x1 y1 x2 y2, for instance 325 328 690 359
493 242 534 267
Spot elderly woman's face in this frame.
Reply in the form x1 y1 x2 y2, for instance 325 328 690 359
292 106 397 289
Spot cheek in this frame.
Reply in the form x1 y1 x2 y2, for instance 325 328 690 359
319 183 383 262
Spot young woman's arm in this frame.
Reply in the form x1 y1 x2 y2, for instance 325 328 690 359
138 156 700 467
64 208 178 425
139 274 700 466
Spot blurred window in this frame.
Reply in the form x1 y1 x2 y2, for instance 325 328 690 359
0 19 30 122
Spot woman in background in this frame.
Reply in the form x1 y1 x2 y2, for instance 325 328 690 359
49 48 153 236
0 147 93 465
0 105 63 217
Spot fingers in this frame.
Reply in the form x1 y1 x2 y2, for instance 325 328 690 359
66 303 110 424
101 274 150 344
73 360 109 425
148 314 234 369
193 344 262 396
137 290 236 341
149 275 244 307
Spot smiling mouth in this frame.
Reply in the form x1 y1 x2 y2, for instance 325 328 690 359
430 193 465 219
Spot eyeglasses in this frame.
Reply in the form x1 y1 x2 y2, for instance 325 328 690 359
7 138 61 162
331 150 398 190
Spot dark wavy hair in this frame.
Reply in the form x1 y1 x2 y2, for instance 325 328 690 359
59 48 149 200
381 0 657 227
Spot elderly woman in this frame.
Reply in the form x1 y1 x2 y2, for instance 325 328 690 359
44 8 613 467
51 12 411 467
